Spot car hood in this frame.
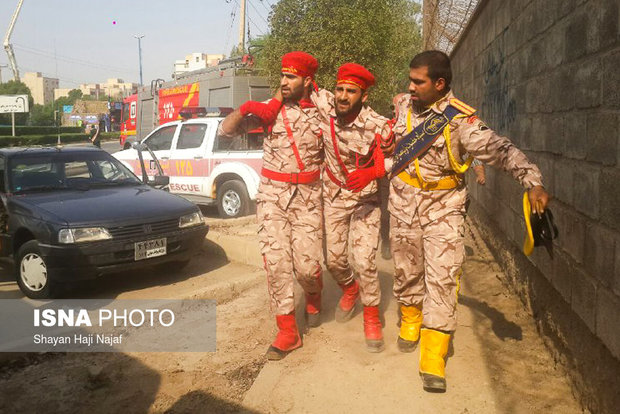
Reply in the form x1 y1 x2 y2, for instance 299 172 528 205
11 185 198 226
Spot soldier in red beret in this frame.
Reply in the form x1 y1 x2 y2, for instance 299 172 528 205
220 51 324 360
311 63 393 352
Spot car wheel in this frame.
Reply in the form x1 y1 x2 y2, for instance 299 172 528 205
217 180 250 219
123 142 132 150
16 240 56 299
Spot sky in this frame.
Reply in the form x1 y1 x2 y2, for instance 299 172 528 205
0 0 272 88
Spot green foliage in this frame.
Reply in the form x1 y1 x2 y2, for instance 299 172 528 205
0 133 88 147
0 126 82 136
29 104 56 126
0 131 119 147
256 0 422 115
0 81 34 126
54 89 83 109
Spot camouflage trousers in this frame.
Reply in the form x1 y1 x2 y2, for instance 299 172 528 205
324 195 381 307
257 195 323 315
390 210 465 331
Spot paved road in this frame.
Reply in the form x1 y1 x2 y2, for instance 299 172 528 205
101 140 120 154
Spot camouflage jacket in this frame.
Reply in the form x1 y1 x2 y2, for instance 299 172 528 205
387 91 544 225
218 100 323 211
311 89 390 207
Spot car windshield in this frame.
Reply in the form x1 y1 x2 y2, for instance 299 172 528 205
8 150 142 193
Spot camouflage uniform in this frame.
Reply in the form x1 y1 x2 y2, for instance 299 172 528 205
312 89 389 307
388 91 544 331
218 101 324 315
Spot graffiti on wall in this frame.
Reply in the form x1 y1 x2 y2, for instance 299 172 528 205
481 44 516 133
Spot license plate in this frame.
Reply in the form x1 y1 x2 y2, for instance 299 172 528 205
134 238 167 261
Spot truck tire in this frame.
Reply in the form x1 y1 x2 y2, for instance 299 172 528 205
217 180 250 219
16 240 57 299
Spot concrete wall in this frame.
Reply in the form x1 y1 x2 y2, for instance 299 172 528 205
450 0 620 412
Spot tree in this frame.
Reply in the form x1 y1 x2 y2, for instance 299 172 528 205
29 103 55 126
255 0 422 115
55 89 83 109
0 80 34 126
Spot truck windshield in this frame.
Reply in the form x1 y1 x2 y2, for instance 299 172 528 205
122 103 130 123
9 151 141 193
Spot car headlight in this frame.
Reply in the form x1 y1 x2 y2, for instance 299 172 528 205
179 211 203 228
58 227 112 244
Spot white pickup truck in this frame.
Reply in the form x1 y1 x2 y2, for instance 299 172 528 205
113 115 263 218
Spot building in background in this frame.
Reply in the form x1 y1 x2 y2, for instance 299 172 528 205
78 79 138 100
99 78 138 100
173 53 225 77
54 88 73 101
22 72 59 105
53 79 139 102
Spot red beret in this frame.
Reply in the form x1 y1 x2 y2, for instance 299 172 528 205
336 63 375 90
281 51 318 78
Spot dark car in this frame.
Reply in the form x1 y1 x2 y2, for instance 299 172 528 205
0 146 208 299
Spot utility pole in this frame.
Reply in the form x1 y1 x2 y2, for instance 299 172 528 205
238 0 246 54
0 64 7 83
134 35 144 86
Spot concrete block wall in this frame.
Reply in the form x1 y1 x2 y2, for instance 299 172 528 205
450 0 619 411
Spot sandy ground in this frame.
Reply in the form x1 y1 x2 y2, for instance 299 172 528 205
0 218 584 413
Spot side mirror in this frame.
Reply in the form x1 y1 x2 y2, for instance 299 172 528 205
148 175 169 187
131 142 147 151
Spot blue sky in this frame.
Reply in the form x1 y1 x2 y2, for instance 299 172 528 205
0 0 272 88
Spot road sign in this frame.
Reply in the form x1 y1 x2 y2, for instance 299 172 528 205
0 94 29 113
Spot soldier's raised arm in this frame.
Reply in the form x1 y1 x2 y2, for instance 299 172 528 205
218 89 284 137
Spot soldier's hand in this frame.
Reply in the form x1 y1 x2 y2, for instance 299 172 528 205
474 164 486 185
346 145 386 192
239 99 282 125
528 185 550 215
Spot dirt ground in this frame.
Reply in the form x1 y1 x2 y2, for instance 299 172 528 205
0 217 584 413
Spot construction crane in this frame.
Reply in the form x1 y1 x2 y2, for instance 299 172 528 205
4 0 25 82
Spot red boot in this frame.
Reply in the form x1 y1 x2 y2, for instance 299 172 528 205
305 292 321 328
335 279 359 322
363 306 385 353
305 272 322 328
266 313 302 361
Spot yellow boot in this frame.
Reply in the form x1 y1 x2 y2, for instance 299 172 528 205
419 328 451 392
397 304 423 353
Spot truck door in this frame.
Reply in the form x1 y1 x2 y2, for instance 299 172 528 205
140 124 178 177
168 122 211 196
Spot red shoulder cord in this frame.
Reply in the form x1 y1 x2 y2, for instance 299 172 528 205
353 118 394 169
329 117 350 176
281 106 305 171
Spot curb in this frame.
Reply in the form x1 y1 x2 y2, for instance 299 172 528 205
204 230 262 269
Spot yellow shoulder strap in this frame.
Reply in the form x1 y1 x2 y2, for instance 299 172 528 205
522 192 535 256
442 120 473 174
449 98 476 116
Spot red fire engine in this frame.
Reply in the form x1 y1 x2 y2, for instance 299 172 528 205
120 82 203 149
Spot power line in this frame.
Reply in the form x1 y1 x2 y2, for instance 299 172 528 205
223 0 238 53
18 64 82 86
247 0 270 26
13 43 135 75
232 0 267 37
258 0 272 15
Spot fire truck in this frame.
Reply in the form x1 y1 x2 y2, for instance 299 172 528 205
120 94 137 147
119 57 271 149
